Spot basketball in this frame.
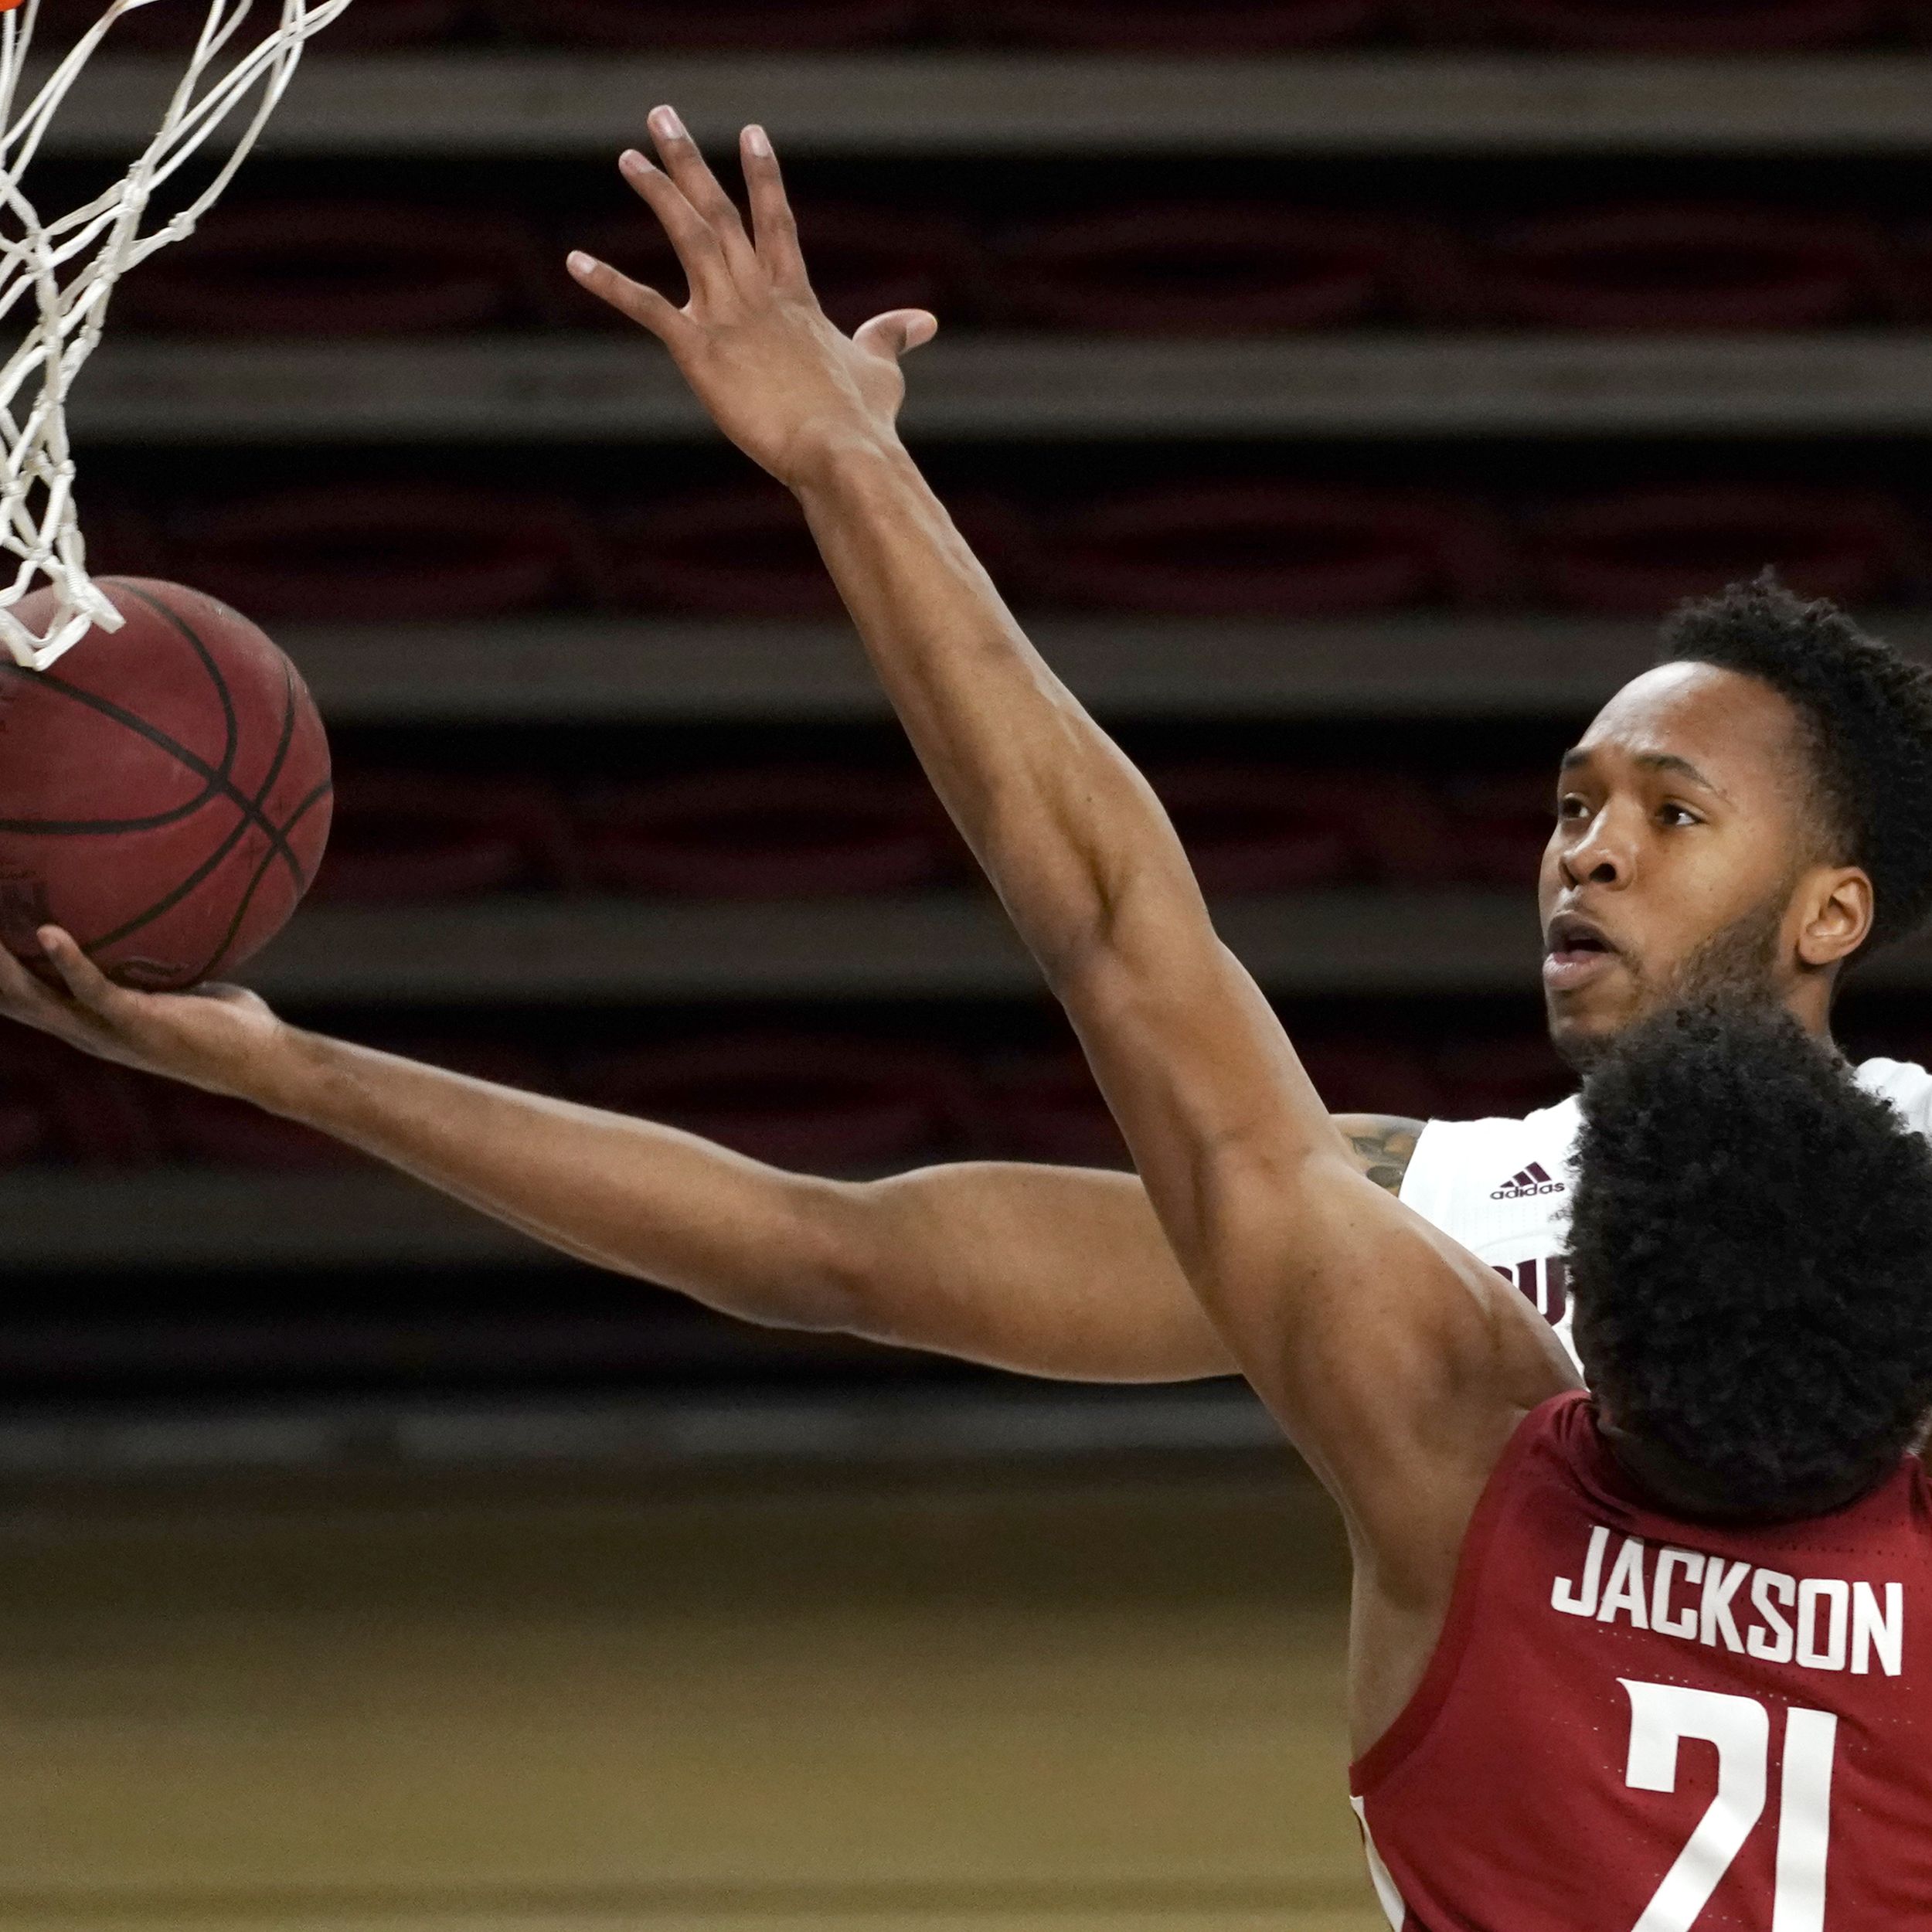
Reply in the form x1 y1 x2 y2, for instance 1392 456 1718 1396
0 577 332 992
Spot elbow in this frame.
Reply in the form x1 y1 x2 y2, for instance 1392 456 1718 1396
601 1173 879 1339
752 1174 883 1336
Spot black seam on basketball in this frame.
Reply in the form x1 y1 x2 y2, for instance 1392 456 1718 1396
0 590 269 835
247 655 305 893
107 582 313 889
187 777 333 984
0 587 308 892
279 775 333 894
0 665 231 834
111 582 240 780
80 798 265 954
78 757 331 966
78 673 304 956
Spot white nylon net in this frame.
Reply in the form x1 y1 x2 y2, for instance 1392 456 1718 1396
0 0 349 671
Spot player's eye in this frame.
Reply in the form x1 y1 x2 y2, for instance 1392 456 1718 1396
1556 794 1590 821
1658 802 1700 828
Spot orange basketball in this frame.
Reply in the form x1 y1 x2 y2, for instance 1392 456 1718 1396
0 577 332 990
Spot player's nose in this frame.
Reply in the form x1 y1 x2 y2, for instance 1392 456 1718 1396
1559 804 1636 890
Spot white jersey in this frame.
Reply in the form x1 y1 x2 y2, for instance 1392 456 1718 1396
1396 1056 1932 1369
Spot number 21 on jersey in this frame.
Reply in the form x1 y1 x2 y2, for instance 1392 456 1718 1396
1620 1678 1837 1932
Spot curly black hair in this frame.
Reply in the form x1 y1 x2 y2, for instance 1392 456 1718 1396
1570 1001 1932 1520
1659 573 1932 953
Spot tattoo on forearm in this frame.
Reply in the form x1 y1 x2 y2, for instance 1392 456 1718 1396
1339 1115 1423 1196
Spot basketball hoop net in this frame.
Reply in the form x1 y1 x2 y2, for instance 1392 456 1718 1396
0 0 349 671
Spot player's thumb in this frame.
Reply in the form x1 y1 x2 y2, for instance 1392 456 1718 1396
854 308 939 364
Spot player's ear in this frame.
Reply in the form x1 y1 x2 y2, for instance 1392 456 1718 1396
1794 865 1874 968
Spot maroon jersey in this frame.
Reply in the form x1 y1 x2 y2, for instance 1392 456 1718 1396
1349 1393 1932 1930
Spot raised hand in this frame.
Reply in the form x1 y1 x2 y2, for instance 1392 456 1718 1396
566 107 937 488
0 927 286 1097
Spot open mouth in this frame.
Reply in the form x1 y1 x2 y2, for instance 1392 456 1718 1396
1543 911 1620 991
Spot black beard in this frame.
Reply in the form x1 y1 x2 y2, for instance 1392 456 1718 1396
1555 896 1788 1073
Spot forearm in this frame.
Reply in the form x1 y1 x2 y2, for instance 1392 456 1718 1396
791 433 1360 1325
248 1027 862 1329
793 436 1198 988
230 1025 1238 1379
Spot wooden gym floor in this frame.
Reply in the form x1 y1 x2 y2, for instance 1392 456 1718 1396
0 1448 1384 1932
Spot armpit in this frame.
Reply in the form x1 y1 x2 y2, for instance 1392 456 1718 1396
1333 1114 1424 1196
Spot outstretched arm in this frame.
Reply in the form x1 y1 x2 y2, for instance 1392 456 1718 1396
0 928 1416 1383
565 112 1576 1628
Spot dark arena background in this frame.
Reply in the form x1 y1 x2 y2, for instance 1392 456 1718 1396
7 6 1932 1928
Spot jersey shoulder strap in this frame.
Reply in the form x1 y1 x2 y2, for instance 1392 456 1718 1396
1855 1056 1932 1138
1352 1391 1576 1795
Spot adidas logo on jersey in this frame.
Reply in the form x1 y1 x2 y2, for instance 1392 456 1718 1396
1492 1161 1565 1200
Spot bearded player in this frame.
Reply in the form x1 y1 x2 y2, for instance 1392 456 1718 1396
2 114 1932 1404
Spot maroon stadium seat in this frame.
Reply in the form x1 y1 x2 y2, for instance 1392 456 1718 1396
1434 1032 1570 1121
0 1047 55 1168
79 493 171 582
1887 220 1932 321
597 486 853 618
1451 0 1889 50
173 485 597 622
313 773 574 901
376 1039 563 1092
565 202 979 335
0 1092 44 1168
979 1036 1441 1165
162 1094 362 1169
115 202 551 335
1032 484 1518 615
573 767 957 897
1351 773 1464 887
973 1048 1127 1167
991 205 1475 332
961 0 1400 49
1155 765 1455 891
1156 765 1359 892
1440 770 1557 888
597 485 1031 616
0 1036 165 1167
57 1066 168 1167
1521 486 1923 614
1295 1036 1444 1122
576 1035 972 1171
1479 204 1895 331
499 1 925 51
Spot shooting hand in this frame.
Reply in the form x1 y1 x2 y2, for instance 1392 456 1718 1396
0 927 286 1098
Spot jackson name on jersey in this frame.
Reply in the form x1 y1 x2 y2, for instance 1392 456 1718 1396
1396 1056 1932 1368
1551 1522 1903 1676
